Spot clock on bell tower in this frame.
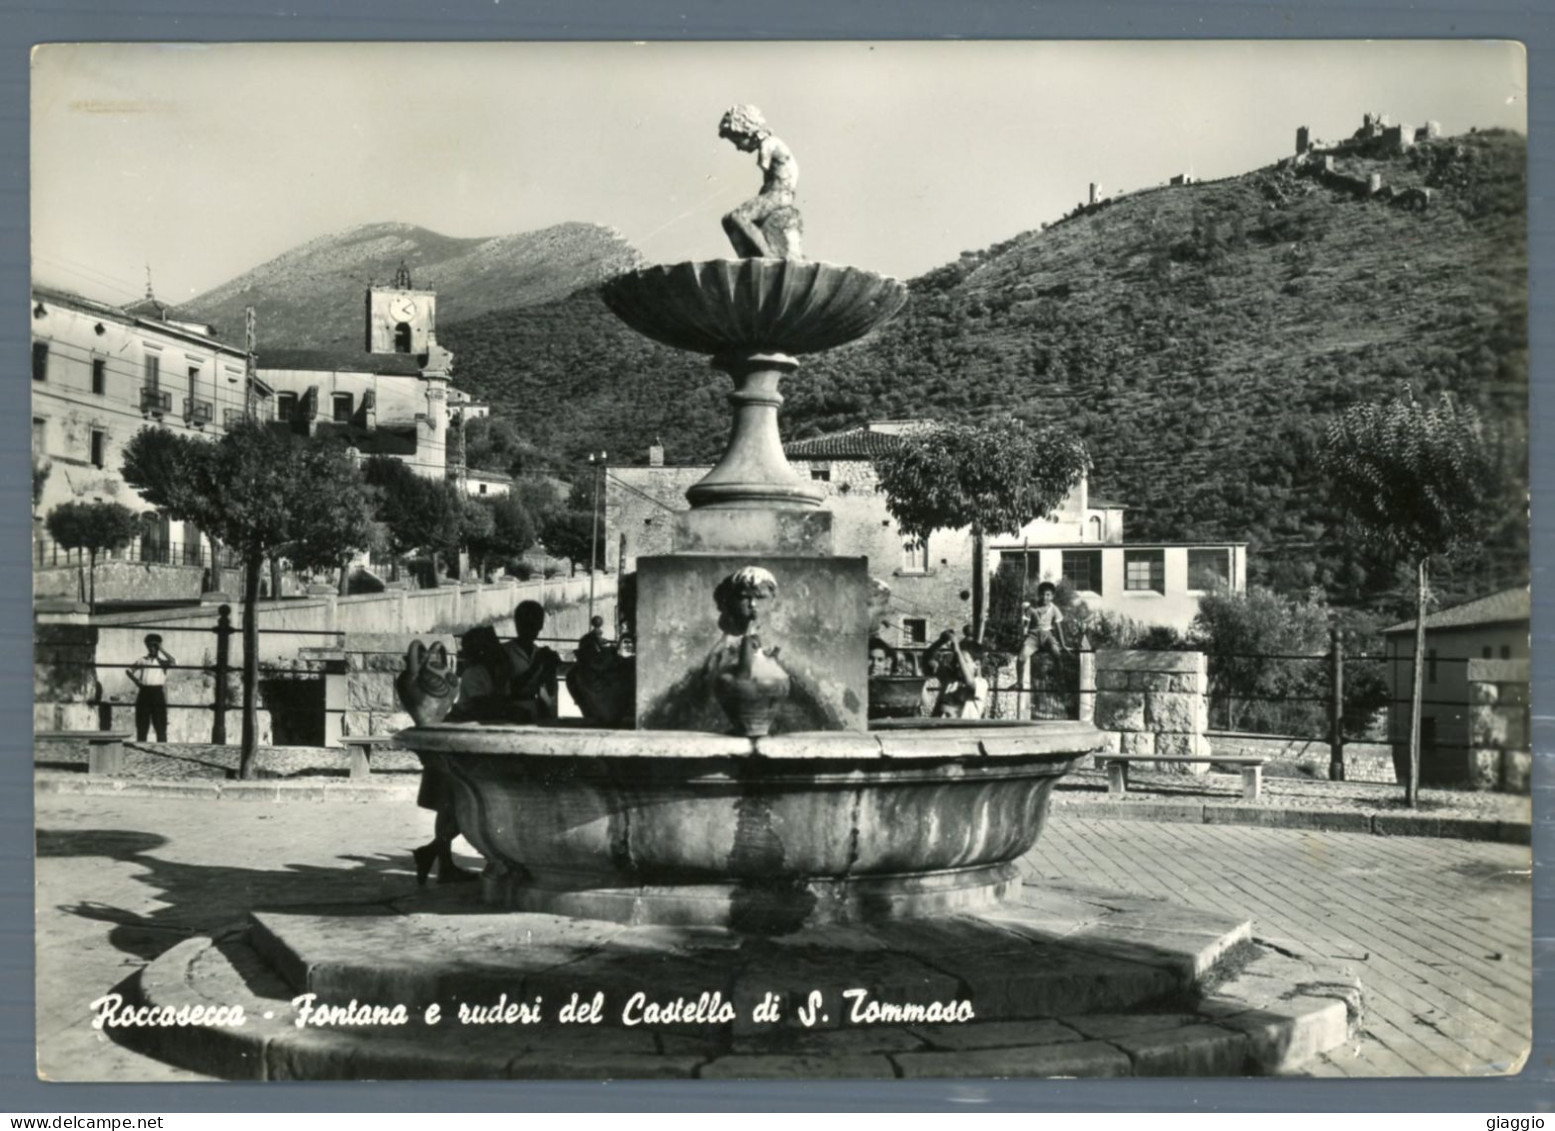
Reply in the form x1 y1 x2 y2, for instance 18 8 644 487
365 262 437 356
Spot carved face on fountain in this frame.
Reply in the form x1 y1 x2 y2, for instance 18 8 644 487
714 565 778 637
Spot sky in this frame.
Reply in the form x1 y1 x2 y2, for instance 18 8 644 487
31 40 1527 304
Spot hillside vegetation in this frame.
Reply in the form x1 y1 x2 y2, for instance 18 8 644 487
439 130 1527 611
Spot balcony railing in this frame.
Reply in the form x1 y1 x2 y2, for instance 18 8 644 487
140 387 172 416
184 398 214 427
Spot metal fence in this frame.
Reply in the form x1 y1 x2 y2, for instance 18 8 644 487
35 536 242 571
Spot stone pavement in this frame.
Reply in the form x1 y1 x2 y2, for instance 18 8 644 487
34 791 1531 1081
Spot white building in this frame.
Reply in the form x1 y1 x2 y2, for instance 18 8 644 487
30 284 267 565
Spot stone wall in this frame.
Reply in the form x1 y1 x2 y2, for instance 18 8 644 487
1091 650 1209 771
341 633 456 739
33 575 615 748
34 560 206 603
1461 659 1530 793
1206 732 1396 784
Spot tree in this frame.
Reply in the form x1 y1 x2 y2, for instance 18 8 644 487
875 418 1090 641
540 478 603 574
45 500 139 612
1187 586 1331 735
1319 391 1493 806
363 457 459 582
466 493 536 580
123 421 375 778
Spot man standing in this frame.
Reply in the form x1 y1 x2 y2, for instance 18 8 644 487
128 633 174 742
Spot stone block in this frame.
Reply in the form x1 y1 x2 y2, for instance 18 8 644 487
1110 1023 1248 1076
1094 692 1145 732
1129 670 1176 692
1146 692 1205 733
1119 731 1155 756
1097 650 1206 676
672 509 833 557
1153 732 1211 760
907 1019 1084 1051
894 1040 1132 1079
698 1053 896 1079
635 553 871 734
1099 730 1122 754
1096 670 1131 692
1502 750 1532 794
1469 681 1500 706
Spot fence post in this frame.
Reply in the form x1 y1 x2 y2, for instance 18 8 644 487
1077 632 1096 724
213 603 232 744
1328 626 1345 782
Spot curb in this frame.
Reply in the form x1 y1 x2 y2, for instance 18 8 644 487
35 774 419 803
35 774 1531 843
1052 797 1531 844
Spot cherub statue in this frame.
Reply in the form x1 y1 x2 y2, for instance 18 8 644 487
706 565 790 736
718 105 804 261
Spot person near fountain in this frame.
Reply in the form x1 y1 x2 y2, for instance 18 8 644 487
506 599 560 723
1017 581 1070 693
408 626 512 886
922 627 990 719
127 634 175 742
567 615 634 726
718 104 803 260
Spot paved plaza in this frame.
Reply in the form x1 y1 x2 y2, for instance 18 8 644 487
34 791 1531 1081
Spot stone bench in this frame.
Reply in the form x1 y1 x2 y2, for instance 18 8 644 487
1097 755 1268 802
338 734 404 780
35 730 135 775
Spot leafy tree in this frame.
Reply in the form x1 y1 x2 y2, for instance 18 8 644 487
363 456 460 579
44 500 139 612
875 418 1090 640
466 493 536 580
1318 391 1493 805
123 421 375 778
460 415 541 477
1187 586 1331 735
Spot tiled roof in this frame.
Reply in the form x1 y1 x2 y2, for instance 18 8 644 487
258 348 426 377
1383 587 1530 635
784 428 905 459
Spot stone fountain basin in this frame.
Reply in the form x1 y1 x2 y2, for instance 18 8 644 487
601 258 909 357
397 718 1100 930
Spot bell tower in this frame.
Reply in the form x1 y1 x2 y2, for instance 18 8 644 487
365 261 437 356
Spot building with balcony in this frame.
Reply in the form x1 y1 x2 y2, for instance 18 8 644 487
606 421 1246 642
30 283 267 566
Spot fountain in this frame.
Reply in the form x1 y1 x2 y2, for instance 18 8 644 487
107 108 1361 1080
392 103 1099 931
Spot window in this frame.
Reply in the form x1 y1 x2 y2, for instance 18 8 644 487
276 392 298 422
1500 645 1511 660
1187 548 1230 591
394 322 413 353
902 538 929 574
31 341 48 382
332 392 354 423
144 353 160 388
1124 549 1166 593
1483 646 1493 659
902 618 928 646
810 466 830 482
478 483 488 495
91 358 106 395
1062 549 1103 594
1427 648 1438 684
31 417 46 458
90 429 106 469
1087 515 1102 542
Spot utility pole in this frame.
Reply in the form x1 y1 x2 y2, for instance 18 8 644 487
588 451 606 623
244 307 258 422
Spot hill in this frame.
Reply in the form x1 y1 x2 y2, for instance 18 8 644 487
437 129 1527 609
182 220 643 349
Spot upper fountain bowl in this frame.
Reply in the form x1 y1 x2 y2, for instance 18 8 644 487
601 259 909 358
